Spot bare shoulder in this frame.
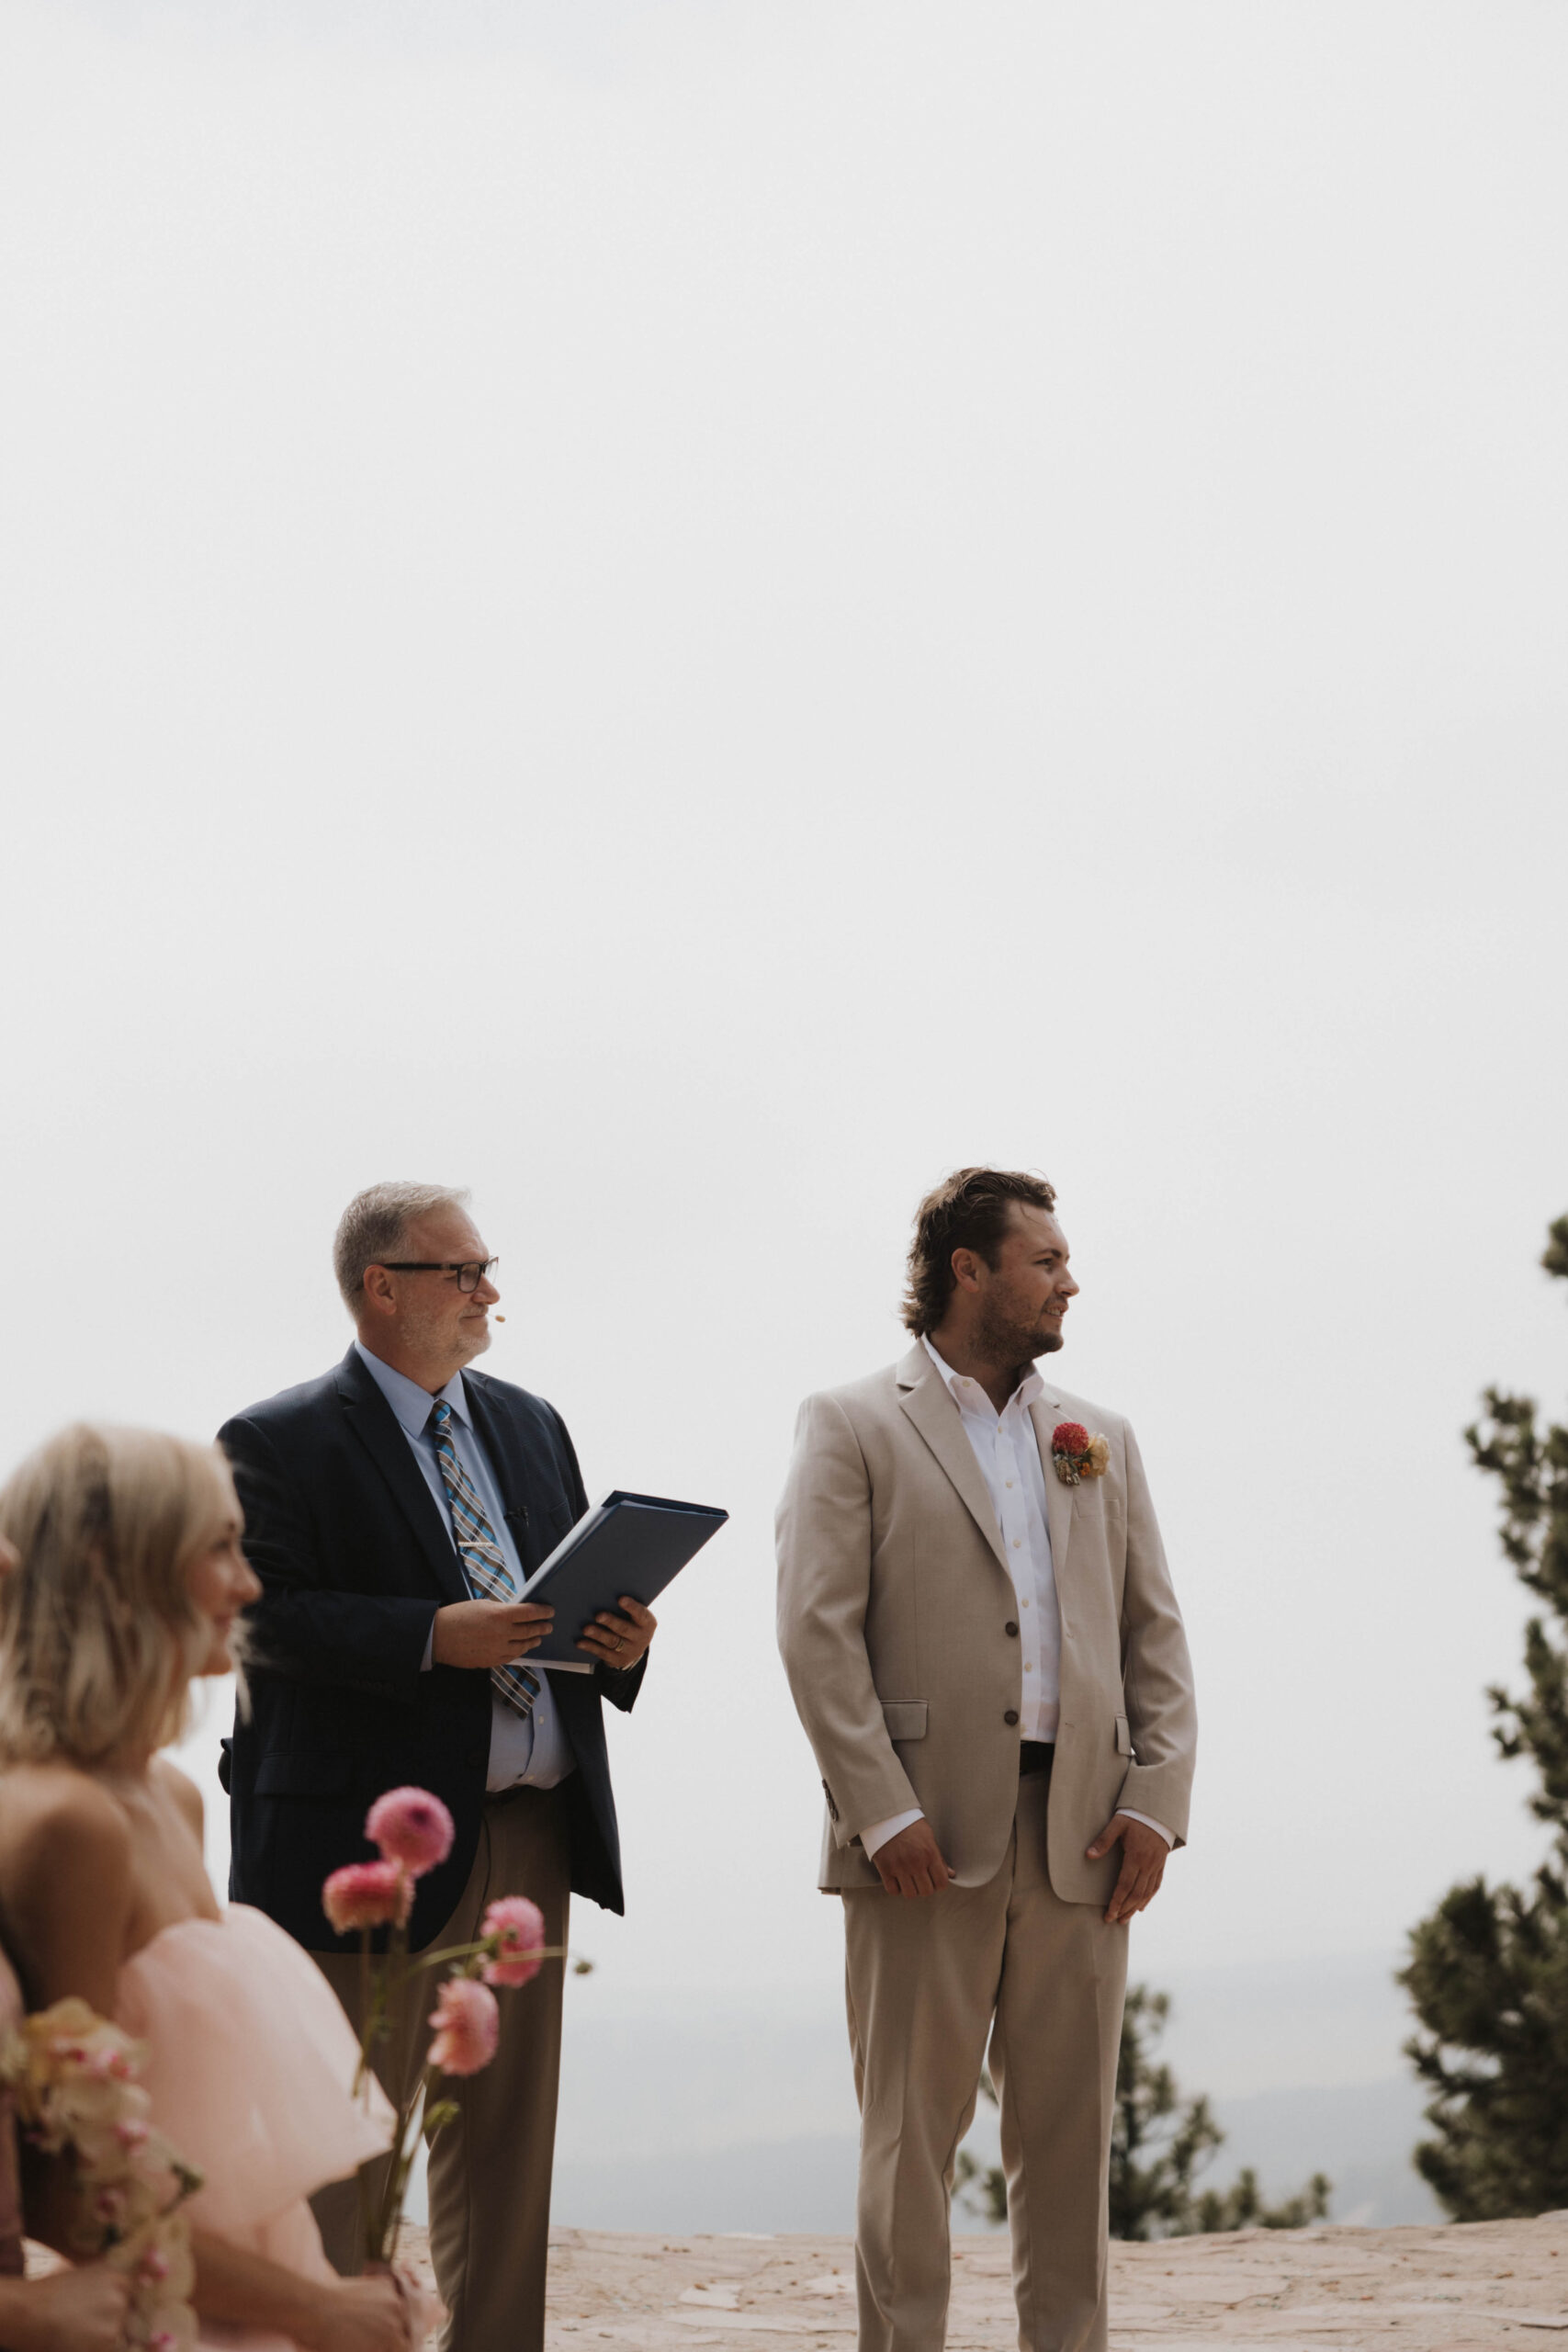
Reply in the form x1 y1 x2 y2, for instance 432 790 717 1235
151 1755 204 1840
0 1763 132 1898
0 1764 136 2007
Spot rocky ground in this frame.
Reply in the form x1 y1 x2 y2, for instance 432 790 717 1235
398 2214 1568 2347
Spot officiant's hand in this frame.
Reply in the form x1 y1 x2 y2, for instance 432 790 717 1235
432 1598 555 1668
1087 1814 1168 1925
576 1594 657 1671
872 1819 956 1898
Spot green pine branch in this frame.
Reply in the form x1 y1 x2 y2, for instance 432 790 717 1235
1401 1215 1568 2220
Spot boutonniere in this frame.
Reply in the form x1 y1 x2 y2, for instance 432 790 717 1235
1051 1421 1111 1487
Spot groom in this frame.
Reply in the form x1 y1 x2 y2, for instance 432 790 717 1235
220 1182 655 2352
776 1168 1196 2352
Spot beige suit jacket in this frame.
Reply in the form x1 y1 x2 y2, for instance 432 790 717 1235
775 1343 1197 1905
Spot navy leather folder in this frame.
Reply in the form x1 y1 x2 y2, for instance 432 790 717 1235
519 1489 728 1667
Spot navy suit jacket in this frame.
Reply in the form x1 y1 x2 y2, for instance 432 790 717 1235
218 1347 645 1952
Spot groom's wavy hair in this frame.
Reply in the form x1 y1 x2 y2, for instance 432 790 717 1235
900 1167 1058 1338
0 1425 243 1768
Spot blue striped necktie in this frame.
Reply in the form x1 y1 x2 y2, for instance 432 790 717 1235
428 1399 538 1718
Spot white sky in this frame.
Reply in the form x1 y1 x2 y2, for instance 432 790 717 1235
4 0 1567 2027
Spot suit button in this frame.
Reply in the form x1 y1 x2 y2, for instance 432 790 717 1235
1004 1709 1020 1726
1005 1622 1019 1638
465 1746 486 1770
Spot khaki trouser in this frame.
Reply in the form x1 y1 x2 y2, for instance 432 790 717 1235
843 1770 1128 2352
310 1784 571 2352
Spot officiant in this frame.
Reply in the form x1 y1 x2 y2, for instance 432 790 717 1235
219 1181 655 2352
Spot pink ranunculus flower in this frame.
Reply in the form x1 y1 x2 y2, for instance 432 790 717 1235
480 1896 547 1988
427 1977 499 2076
365 1787 456 1877
321 1860 412 1935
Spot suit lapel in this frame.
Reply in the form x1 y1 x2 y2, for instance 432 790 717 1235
1030 1395 1076 1588
333 1350 470 1605
896 1345 1009 1572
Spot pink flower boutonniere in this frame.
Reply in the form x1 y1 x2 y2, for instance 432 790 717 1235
1051 1421 1111 1487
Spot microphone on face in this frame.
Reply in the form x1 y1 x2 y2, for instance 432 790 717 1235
493 1315 506 1323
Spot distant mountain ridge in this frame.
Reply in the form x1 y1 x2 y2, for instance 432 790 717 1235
415 1951 1442 2232
548 2076 1438 2234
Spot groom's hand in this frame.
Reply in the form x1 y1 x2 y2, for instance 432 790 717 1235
873 1819 957 1898
1087 1814 1168 1925
432 1598 555 1668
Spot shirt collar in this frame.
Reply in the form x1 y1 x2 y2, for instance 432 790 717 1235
354 1340 470 1437
921 1333 1045 1417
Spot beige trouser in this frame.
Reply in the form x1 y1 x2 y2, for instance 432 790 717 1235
843 1770 1128 2352
310 1784 571 2352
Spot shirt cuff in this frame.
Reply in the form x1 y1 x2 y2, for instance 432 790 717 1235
861 1807 923 1861
420 1619 435 1672
1119 1808 1174 1847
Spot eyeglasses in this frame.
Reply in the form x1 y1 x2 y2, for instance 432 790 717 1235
379 1259 499 1293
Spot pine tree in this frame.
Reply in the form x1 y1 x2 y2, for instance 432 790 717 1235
1111 1987 1328 2239
1109 1986 1225 2238
1401 1215 1568 2220
954 1985 1330 2236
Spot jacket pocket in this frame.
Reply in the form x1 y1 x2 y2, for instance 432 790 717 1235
882 1701 929 1742
1114 1713 1134 1758
254 1752 355 1797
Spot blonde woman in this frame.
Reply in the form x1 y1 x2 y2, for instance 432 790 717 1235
0 1429 409 2352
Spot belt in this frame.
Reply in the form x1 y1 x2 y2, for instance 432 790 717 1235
1019 1741 1055 1778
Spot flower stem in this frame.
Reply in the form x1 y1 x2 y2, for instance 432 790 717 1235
370 2064 442 2268
401 1940 569 1980
353 1931 371 2099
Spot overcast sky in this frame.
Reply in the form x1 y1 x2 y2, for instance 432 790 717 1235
3 0 1567 2028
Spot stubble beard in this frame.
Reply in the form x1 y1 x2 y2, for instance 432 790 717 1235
975 1295 1064 1379
403 1297 489 1382
445 1315 490 1374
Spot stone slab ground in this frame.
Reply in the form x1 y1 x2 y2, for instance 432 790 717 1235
399 2213 1568 2349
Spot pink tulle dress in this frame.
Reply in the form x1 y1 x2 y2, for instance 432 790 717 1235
115 1904 394 2352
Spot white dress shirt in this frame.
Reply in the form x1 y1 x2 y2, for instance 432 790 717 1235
859 1337 1170 1860
354 1341 575 1794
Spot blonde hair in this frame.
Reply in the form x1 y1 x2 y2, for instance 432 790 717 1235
0 1424 241 1767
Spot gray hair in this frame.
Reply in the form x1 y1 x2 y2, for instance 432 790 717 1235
333 1182 470 1315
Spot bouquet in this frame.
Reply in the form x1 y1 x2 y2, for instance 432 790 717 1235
324 1787 571 2271
0 1999 202 2352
